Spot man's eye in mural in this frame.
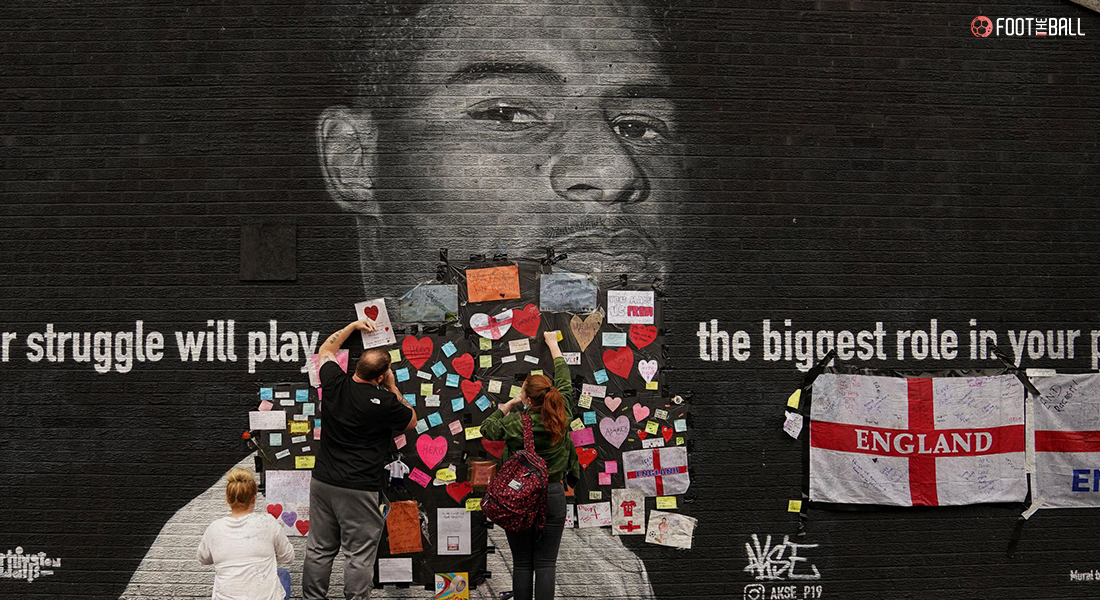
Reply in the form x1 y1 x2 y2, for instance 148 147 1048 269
467 101 544 129
610 114 668 144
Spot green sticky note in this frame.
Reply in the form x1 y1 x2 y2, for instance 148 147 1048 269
479 355 492 368
509 385 523 398
420 383 434 396
479 337 492 351
389 349 401 362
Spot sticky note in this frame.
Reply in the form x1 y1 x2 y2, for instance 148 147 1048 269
501 355 517 364
654 409 669 420
292 413 306 422
583 411 597 425
259 388 273 401
676 436 685 445
431 361 447 377
480 355 492 368
258 400 274 412
269 433 282 446
645 381 659 390
449 420 463 435
436 468 456 482
404 393 417 407
530 369 543 376
444 373 459 388
417 370 431 380
787 389 801 409
314 428 322 440
570 418 584 431
314 418 322 428
555 330 564 342
523 355 540 364
395 367 410 382
466 498 482 511
427 412 443 427
451 397 465 412
674 418 687 432
425 395 440 407
788 500 802 513
604 461 618 474
296 389 309 402
509 385 522 398
783 411 804 439
656 496 677 510
389 349 402 362
279 399 295 407
415 419 428 434
578 395 592 409
645 421 659 435
598 472 612 486
570 427 595 447
303 403 316 417
589 491 602 500
420 383 434 396
394 434 406 449
475 396 491 411
594 369 609 384
274 391 290 399
291 435 306 444
295 456 315 469
301 445 311 453
410 468 431 487
488 380 503 394
275 449 291 460
442 341 458 357
289 421 309 434
509 339 530 354
479 337 492 350
465 426 483 440
602 331 627 347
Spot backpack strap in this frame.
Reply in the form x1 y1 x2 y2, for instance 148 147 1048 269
521 414 535 454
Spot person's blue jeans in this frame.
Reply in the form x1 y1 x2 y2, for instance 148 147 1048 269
277 567 291 600
504 483 566 600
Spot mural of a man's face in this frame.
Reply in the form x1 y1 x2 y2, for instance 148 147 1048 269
318 0 681 293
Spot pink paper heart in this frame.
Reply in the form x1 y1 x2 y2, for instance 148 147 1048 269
599 416 630 449
632 404 650 423
604 396 622 412
416 434 448 470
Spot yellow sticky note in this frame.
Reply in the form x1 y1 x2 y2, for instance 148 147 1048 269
570 418 584 431
295 455 315 469
420 383 434 396
389 349 401 362
675 436 685 445
480 355 492 368
479 337 492 351
555 331 563 342
465 498 482 511
509 385 522 398
645 421 659 435
578 395 592 409
788 499 803 513
436 468 456 482
530 369 543 376
787 389 801 409
656 496 677 510
646 381 659 390
465 426 483 440
589 491 602 500
289 421 309 434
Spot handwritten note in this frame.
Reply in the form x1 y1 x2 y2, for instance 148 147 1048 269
295 455 315 469
354 298 397 348
570 427 595 447
249 411 286 431
607 290 655 325
387 500 424 554
466 264 521 303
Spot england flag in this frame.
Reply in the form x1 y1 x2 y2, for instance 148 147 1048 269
1033 373 1100 508
810 373 1026 507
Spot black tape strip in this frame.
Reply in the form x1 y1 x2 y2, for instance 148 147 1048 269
1006 517 1026 558
990 345 1041 397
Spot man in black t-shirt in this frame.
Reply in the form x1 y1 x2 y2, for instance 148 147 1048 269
304 317 417 600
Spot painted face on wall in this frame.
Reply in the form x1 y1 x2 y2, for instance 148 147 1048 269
318 0 683 295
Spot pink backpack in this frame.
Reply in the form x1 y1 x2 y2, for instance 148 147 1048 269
481 414 549 532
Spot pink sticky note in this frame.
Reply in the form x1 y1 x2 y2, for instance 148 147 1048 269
258 400 274 412
409 467 431 487
394 434 407 449
598 472 612 486
604 461 618 474
313 428 322 440
449 420 463 435
569 427 595 447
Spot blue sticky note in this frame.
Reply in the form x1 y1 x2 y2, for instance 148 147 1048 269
451 397 465 412
314 418 322 428
602 331 627 347
404 393 417 407
431 361 447 377
296 389 309 402
446 373 460 388
594 369 609 384
442 341 458 357
476 396 491 411
395 367 410 382
583 411 597 425
427 412 443 427
415 419 428 434
259 388 273 401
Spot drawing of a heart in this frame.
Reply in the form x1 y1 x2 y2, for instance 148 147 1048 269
662 426 674 443
629 324 658 349
604 396 622 412
446 481 473 503
577 447 597 470
402 336 434 370
638 359 658 383
296 520 310 535
266 503 282 519
362 305 379 321
470 310 513 340
416 435 448 470
632 404 650 422
452 353 474 379
461 379 483 402
599 416 630 449
512 303 541 337
281 511 297 528
482 439 505 458
569 312 603 351
603 347 633 379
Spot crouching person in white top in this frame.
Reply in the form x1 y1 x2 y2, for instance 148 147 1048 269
198 467 295 600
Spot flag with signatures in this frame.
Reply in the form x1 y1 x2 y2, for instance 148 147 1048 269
1032 373 1100 508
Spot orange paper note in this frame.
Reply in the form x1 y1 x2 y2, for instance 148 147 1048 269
386 500 423 555
466 265 520 303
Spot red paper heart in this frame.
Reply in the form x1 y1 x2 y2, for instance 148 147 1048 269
637 429 647 440
266 503 283 519
446 481 473 503
629 324 658 349
452 353 474 379
482 439 505 458
577 447 597 470
461 379 483 402
661 426 674 442
295 519 310 535
402 336 434 370
362 305 379 321
512 303 541 337
602 347 634 379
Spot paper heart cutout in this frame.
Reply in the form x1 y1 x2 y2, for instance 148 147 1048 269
637 429 647 440
281 511 298 528
661 426 674 443
577 447 597 470
482 439 506 458
471 309 513 340
416 435 448 470
295 519 310 535
452 353 474 379
402 335 434 370
446 481 473 503
461 379 483 402
604 396 622 412
632 404 650 422
362 305 379 321
569 312 603 351
603 347 634 379
599 415 630 449
629 324 658 349
638 359 658 383
512 303 541 337
266 503 283 519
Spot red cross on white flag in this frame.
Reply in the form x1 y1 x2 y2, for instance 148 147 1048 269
1033 373 1100 509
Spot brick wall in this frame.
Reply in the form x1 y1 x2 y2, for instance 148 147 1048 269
2 0 1098 598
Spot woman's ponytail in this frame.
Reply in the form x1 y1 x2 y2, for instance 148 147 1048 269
524 374 568 444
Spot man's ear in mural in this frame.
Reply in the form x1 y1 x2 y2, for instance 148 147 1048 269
317 106 378 215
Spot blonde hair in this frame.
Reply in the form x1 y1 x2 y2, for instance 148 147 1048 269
225 467 258 510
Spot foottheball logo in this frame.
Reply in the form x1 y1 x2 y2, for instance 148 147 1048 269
971 16 993 37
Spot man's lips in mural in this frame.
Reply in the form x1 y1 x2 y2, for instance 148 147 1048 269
541 221 662 277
